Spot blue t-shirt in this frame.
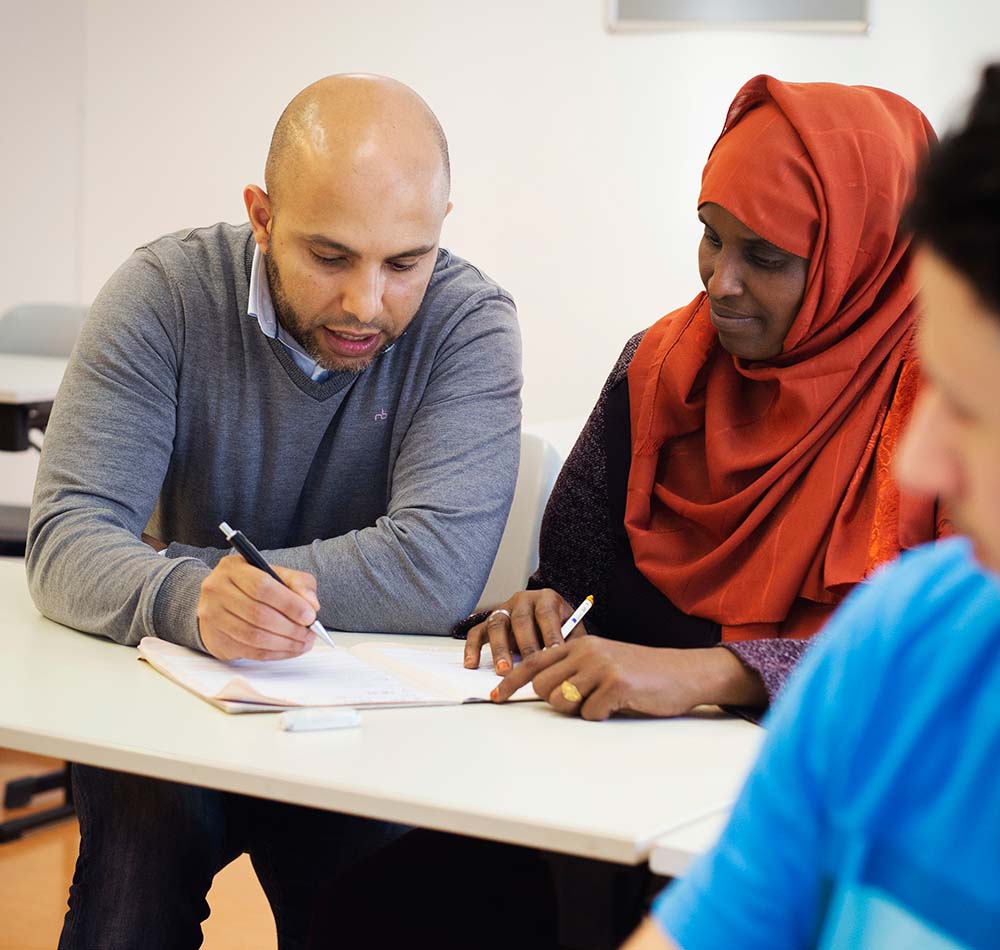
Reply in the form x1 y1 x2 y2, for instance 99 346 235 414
653 538 1000 950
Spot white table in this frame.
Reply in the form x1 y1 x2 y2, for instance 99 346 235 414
0 354 68 405
649 811 730 878
0 561 762 864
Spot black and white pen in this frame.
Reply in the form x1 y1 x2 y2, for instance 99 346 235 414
218 522 335 648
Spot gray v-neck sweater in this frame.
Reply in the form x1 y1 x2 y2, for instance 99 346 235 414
27 223 522 650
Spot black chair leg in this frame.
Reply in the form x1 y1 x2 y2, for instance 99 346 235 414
0 763 75 843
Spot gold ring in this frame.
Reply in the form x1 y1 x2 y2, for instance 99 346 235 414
560 680 582 703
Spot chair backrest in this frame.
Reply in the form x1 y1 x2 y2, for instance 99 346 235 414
475 430 564 611
0 303 89 357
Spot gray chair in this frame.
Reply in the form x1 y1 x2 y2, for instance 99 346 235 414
0 301 86 454
475 430 563 611
0 302 88 357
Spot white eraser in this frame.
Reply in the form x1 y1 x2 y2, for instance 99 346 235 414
279 707 361 732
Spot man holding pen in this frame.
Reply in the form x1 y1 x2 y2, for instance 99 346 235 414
27 74 521 948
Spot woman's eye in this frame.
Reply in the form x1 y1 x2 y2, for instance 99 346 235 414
702 228 722 248
749 254 786 270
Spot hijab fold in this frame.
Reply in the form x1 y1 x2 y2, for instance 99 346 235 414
624 76 939 641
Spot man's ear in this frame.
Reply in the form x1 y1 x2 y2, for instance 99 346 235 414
243 185 273 252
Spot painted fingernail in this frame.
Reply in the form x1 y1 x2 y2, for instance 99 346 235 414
496 659 511 675
490 687 500 701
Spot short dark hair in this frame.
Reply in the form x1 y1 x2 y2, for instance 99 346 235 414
907 64 1000 315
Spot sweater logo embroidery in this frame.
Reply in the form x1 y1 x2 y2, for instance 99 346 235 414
374 409 388 421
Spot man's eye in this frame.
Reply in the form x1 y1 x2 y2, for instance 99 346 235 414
311 252 345 266
388 260 418 272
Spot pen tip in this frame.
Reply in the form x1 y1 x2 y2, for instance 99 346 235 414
586 595 594 603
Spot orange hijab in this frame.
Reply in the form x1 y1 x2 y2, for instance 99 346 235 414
624 76 939 642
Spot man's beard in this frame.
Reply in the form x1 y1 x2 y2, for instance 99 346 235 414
264 252 394 374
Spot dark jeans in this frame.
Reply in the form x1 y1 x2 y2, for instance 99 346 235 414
309 828 659 950
59 763 406 950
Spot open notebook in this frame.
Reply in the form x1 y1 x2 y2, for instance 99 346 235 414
137 637 537 713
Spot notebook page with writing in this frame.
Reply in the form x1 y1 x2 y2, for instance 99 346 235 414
351 643 537 703
137 638 437 709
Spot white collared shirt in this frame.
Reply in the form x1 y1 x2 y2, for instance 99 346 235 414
248 245 332 383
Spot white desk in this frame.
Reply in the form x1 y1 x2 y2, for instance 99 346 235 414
0 354 68 405
649 811 729 878
0 560 763 864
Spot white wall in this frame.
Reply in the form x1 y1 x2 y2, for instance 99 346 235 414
0 0 85 504
4 0 1000 433
0 0 84 313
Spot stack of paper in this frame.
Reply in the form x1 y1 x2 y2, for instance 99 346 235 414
138 637 536 713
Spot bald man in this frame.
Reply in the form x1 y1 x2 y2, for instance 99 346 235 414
27 75 521 948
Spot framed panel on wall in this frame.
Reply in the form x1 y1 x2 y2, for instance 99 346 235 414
608 0 869 33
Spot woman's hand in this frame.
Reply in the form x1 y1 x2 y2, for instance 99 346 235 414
491 639 766 720
463 589 588 675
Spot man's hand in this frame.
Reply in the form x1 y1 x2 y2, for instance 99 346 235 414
491 638 765 720
197 554 322 661
463 589 588 675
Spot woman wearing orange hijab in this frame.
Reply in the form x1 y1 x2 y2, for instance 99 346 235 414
463 75 948 720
